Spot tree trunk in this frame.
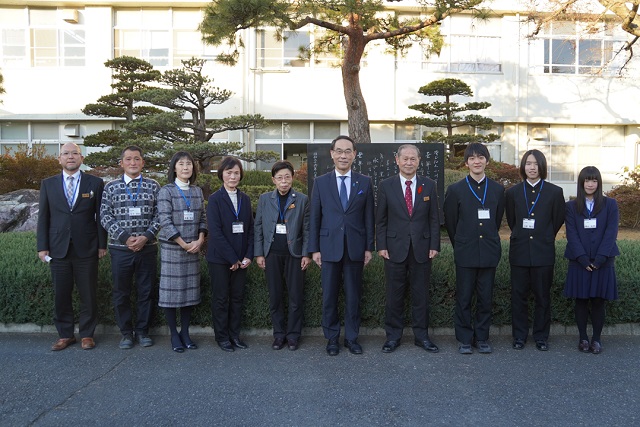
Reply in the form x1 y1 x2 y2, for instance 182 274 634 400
342 31 371 144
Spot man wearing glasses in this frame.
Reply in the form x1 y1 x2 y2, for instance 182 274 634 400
309 135 375 356
37 143 107 351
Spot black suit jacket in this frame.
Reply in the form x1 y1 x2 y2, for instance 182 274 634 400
443 176 505 268
506 180 565 266
206 187 254 265
376 175 441 263
37 171 107 258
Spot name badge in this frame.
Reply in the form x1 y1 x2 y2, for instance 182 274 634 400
129 207 141 216
276 224 287 235
584 218 597 229
183 210 194 221
232 221 244 234
523 218 535 229
478 209 490 219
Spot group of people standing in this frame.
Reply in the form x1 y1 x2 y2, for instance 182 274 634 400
36 137 619 356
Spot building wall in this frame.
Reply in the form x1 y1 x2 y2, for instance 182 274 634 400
1 3 639 197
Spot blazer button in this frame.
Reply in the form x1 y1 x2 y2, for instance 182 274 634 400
479 235 483 239
479 222 483 226
530 236 533 239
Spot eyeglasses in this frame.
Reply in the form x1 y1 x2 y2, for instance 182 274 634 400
332 149 354 156
60 151 81 157
274 175 293 182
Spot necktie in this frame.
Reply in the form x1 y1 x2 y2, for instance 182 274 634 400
66 176 75 208
405 180 413 217
339 176 348 211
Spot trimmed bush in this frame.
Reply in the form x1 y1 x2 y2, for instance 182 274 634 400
3 232 639 329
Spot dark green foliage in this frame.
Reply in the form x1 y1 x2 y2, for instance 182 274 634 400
4 232 639 329
406 78 500 158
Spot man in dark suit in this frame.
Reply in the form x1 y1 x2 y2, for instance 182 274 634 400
376 144 441 354
506 149 565 351
254 160 310 351
309 135 375 355
37 142 107 351
443 143 505 354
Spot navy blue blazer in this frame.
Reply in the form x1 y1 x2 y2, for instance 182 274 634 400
564 197 619 263
308 170 375 262
206 187 254 265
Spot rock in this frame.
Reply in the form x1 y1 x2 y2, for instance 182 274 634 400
0 189 40 232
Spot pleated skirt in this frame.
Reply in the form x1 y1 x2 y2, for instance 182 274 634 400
563 261 618 301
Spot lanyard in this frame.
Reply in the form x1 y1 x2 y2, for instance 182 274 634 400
523 180 544 217
277 194 290 223
124 176 142 203
466 176 487 208
62 174 80 207
176 185 192 210
222 188 242 221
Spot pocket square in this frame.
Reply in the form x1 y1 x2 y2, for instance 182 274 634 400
289 204 295 209
357 190 364 195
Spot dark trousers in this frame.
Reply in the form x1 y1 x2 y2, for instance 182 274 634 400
209 262 246 342
50 241 98 338
511 265 554 342
321 246 364 342
455 266 495 344
265 253 304 340
109 245 157 336
384 246 432 342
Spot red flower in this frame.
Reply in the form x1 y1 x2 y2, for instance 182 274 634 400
417 185 423 194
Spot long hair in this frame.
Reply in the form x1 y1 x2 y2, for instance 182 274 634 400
575 166 604 216
167 151 198 184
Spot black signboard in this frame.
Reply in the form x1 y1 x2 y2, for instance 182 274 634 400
307 143 445 205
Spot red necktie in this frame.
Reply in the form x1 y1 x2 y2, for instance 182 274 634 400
405 180 413 217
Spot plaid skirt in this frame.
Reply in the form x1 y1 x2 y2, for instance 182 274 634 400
158 242 202 308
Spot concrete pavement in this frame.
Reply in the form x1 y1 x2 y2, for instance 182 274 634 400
1 332 639 426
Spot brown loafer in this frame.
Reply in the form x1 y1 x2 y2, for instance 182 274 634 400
51 337 76 351
81 337 96 350
590 340 602 354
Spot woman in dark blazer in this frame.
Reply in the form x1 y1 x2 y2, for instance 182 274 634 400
564 166 619 354
206 157 254 352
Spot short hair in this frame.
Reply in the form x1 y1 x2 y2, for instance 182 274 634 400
271 160 294 177
396 144 421 158
168 151 198 184
217 156 244 182
463 143 490 163
331 135 356 151
121 145 144 160
519 149 547 181
576 166 604 216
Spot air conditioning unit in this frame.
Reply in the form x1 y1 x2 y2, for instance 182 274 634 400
62 9 79 24
64 124 80 137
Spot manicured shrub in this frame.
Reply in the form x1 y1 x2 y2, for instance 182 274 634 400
3 232 639 329
0 144 61 194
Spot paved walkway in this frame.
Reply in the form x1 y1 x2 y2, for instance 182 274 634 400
1 332 639 426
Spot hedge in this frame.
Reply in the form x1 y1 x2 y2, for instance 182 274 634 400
2 232 639 329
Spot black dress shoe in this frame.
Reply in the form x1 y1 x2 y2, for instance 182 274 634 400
326 339 339 356
382 340 400 353
344 339 363 355
171 335 185 353
578 339 590 353
414 338 439 353
272 337 286 350
218 341 234 352
231 338 247 349
180 332 197 349
535 340 548 351
590 340 602 354
512 339 525 350
287 339 299 351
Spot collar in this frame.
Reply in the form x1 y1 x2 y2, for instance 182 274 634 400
468 175 486 185
63 170 81 180
124 174 141 184
400 174 416 186
335 170 352 179
527 179 541 187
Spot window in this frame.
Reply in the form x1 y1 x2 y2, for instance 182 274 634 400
313 122 340 140
531 21 630 75
256 28 341 68
0 122 62 156
255 122 310 140
0 7 85 67
401 15 502 73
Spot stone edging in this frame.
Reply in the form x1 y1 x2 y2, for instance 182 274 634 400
2 323 640 336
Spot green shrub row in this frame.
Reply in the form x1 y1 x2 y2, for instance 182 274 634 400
2 232 639 329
